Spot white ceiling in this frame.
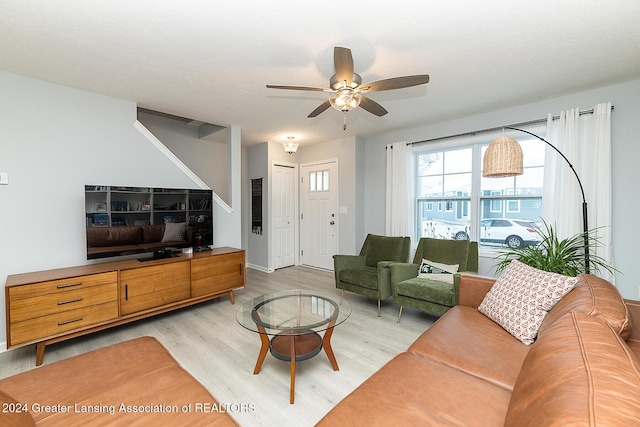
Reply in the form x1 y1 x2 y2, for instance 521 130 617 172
1 1 639 147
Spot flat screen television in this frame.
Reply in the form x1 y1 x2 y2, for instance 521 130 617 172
85 185 213 261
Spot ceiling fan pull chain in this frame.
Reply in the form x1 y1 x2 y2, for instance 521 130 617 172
343 112 347 131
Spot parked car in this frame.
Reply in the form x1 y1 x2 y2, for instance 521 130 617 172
479 218 541 248
421 220 470 241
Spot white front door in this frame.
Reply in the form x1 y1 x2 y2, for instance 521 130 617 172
273 164 296 269
300 160 338 270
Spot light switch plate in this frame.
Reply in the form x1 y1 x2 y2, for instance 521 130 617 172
0 172 8 185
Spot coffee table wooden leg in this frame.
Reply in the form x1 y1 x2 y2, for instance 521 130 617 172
253 332 270 375
322 326 339 371
290 335 296 404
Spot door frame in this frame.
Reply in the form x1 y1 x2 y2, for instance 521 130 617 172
271 161 299 270
299 158 339 270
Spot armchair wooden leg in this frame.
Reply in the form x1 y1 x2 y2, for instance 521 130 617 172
378 299 381 317
397 306 403 323
340 289 344 304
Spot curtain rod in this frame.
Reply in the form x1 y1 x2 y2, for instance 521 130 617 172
397 105 614 147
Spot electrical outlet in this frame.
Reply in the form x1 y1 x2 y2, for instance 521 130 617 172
0 172 8 185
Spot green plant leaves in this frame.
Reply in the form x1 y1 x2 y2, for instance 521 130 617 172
493 220 616 277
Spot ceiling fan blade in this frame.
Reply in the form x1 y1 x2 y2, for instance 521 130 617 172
359 95 388 117
360 74 430 93
266 84 327 92
308 100 332 118
334 47 354 87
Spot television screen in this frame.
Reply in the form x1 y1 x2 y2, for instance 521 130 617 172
85 185 213 260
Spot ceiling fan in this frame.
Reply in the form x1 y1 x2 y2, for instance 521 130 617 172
266 46 430 129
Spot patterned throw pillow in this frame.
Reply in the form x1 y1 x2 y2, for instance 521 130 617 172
417 259 459 283
161 222 187 242
478 260 577 345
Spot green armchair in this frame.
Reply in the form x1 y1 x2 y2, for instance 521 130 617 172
390 237 478 321
334 234 411 316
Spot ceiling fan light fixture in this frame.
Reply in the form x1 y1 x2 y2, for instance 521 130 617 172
330 73 362 90
282 136 299 154
329 89 362 112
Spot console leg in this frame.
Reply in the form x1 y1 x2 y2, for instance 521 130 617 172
35 342 46 366
229 290 235 305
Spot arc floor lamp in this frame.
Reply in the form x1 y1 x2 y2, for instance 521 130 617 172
482 126 590 272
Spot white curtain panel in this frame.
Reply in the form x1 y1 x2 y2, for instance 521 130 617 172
542 103 613 280
385 141 414 237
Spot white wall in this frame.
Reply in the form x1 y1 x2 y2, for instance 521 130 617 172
0 71 208 346
362 79 640 299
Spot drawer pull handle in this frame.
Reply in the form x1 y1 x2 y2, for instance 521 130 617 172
58 317 83 326
57 298 83 305
57 282 82 289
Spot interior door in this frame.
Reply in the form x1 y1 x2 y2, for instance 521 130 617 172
273 164 296 269
300 160 338 270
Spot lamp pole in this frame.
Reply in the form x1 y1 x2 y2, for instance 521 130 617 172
506 127 590 273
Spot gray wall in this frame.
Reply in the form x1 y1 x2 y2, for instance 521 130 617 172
137 112 229 201
246 142 269 269
362 79 640 299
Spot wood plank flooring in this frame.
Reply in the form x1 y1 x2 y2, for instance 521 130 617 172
0 266 436 426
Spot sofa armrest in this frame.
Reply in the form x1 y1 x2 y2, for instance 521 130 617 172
333 255 366 273
458 274 496 308
389 263 420 291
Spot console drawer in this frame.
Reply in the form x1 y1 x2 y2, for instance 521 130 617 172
10 301 119 346
9 283 118 323
8 272 117 301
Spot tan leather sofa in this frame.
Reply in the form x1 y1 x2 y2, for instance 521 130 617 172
317 273 640 426
0 336 238 426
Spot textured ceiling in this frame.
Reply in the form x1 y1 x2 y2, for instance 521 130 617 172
1 1 639 147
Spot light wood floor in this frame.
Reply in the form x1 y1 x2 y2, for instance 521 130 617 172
0 266 435 426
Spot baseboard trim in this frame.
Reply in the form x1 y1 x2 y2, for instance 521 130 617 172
246 263 274 273
0 342 7 354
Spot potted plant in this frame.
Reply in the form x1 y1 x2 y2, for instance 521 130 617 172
493 220 616 277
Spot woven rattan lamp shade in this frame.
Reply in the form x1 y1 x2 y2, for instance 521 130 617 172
483 136 524 177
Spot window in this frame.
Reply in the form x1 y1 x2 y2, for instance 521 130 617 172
309 170 329 192
416 148 472 241
415 129 545 249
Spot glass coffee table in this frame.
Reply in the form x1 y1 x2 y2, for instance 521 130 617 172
236 290 351 403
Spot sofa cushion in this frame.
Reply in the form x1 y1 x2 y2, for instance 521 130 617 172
364 235 407 267
408 305 529 390
162 222 187 242
316 351 512 427
338 266 378 290
396 277 455 306
505 311 640 426
141 224 165 243
539 273 632 340
86 226 143 247
0 389 35 427
478 260 577 345
0 337 238 426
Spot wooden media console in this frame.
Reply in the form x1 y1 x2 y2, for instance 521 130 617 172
5 247 245 365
